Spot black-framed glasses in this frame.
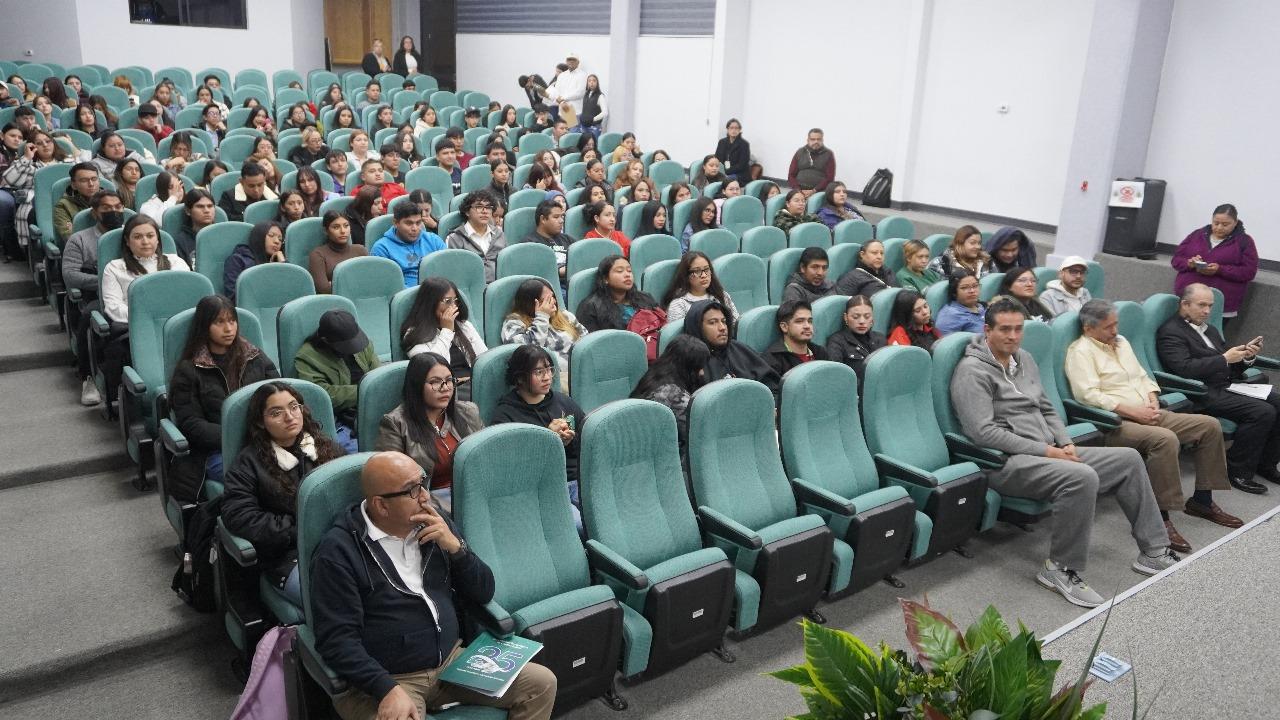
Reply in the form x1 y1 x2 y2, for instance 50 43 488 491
688 266 711 277
379 474 430 500
426 376 457 391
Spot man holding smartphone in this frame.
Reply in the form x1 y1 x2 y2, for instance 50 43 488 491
1156 283 1280 493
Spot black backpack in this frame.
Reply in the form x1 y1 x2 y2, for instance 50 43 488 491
862 168 893 208
172 495 222 613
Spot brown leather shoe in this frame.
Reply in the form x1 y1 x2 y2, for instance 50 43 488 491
1184 500 1244 529
1164 520 1192 553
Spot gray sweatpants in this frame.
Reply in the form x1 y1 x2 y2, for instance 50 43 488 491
985 446 1168 570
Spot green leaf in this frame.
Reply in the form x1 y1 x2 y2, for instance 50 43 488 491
902 598 967 670
768 665 815 688
955 644 994 712
987 632 1029 716
964 605 1013 650
1080 702 1108 720
798 686 846 720
968 711 1000 720
802 619 877 712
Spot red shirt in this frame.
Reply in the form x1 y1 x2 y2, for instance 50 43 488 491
351 182 408 204
583 228 631 257
430 432 459 490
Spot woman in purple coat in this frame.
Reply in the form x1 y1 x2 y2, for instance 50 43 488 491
1171 203 1258 327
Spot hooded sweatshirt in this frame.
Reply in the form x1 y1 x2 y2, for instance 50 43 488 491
489 389 585 483
781 271 833 305
983 226 1037 273
833 262 897 297
951 335 1071 457
371 225 447 288
682 300 780 400
1039 280 1092 316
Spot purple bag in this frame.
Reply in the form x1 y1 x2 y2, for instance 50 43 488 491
230 625 296 720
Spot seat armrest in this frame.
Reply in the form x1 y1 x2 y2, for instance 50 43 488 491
1157 391 1193 412
68 287 82 303
874 454 939 488
942 433 1006 469
585 539 648 590
697 506 763 550
216 516 258 567
30 224 41 242
790 478 854 516
43 240 61 259
1252 354 1280 370
158 418 190 456
296 626 349 696
472 600 516 637
1153 370 1206 396
122 365 146 396
90 310 110 337
1062 400 1121 432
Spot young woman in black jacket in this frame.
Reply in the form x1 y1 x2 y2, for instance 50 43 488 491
222 381 344 604
166 295 278 502
714 118 751 183
575 255 658 332
823 295 885 393
834 239 899 297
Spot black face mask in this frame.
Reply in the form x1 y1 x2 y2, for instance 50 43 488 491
100 211 125 230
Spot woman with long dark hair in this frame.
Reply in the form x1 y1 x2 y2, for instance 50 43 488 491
223 221 285 299
276 188 308 227
167 295 279 500
173 188 217 265
815 181 865 228
308 210 368 294
344 185 383 247
690 154 726 191
663 250 739 324
222 382 344 603
680 196 718 252
294 165 335 216
575 255 658 332
631 334 711 473
885 289 941 352
825 295 886 389
998 266 1055 322
501 277 588 391
638 199 668 236
714 118 750 183
392 35 424 77
935 268 986 336
375 352 483 514
400 277 487 400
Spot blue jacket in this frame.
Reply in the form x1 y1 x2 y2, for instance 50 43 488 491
311 503 495 701
936 301 986 336
370 226 446 287
222 244 258 300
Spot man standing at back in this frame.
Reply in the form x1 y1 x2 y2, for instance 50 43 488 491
550 53 586 121
951 297 1178 608
787 128 836 197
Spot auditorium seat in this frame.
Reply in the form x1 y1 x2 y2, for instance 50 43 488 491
689 228 738 260
1020 319 1107 446
720 195 764 239
192 221 252 294
332 255 403 361
787 222 831 250
833 218 874 246
567 237 622 278
740 225 786 259
355 361 408 452
869 286 900 335
640 258 678 301
826 242 860 282
502 207 535 250
877 215 914 241
241 199 279 227
809 295 850 346
276 294 357 378
496 242 560 302
735 305 780 353
881 237 907 274
234 263 315 367
767 247 802 304
483 274 535 347
1048 311 1126 433
713 252 768 314
629 233 681 280
569 329 647 413
470 344 560 424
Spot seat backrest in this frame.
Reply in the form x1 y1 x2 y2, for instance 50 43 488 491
863 344 951 472
648 159 685 189
810 294 850 346
720 195 763 239
332 256 404 359
209 171 242 203
404 165 455 210
277 294 358 378
281 216 323 267
979 272 1005 303
765 194 787 225
221 378 336 473
483 274 536 347
581 399 705 566
870 287 900 335
515 131 551 157
877 215 914 241
735 304 780 353
925 280 948 316
128 271 216 390
503 207 536 249
619 200 646 240
297 453 375 620
922 233 951 258
569 330 647 413
780 361 879 499
767 247 803 304
496 243 559 300
95 228 178 278
241 199 279 227
1050 310 1084 402
1019 320 1067 420
389 286 418 361
927 332 972 437
356 361 408 451
689 228 739 260
827 242 861 282
788 222 832 250
629 233 682 279
455 424 589 612
563 205 586 240
418 249 486 331
834 218 874 246
640 258 679 300
741 225 786 259
568 268 596 317
1084 260 1104 298
688 378 797 531
881 237 907 274
194 221 252 293
34 164 71 237
460 163 491 193
713 253 768 315
1208 286 1225 333
163 307 264 393
1116 299 1157 373
235 262 315 367
507 187 544 213
566 237 622 278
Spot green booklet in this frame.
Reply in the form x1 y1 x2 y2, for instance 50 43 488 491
439 632 544 698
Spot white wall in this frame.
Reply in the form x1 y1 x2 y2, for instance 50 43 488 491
0 0 83 67
632 36 716 166
74 0 322 80
1145 0 1280 260
741 1 913 193
454 34 612 106
909 1 1093 224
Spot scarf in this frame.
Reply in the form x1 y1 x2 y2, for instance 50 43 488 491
272 433 317 472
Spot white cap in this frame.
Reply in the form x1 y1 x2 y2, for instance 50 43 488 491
566 52 580 60
1058 255 1089 271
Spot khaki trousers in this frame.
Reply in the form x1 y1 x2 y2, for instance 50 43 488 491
333 642 557 720
1105 410 1229 511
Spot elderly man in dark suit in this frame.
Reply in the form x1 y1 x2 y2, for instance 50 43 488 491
1156 282 1280 494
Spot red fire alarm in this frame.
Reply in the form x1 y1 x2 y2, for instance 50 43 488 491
1081 180 1089 191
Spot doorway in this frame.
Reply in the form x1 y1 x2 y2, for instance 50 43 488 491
420 0 456 90
324 0 393 68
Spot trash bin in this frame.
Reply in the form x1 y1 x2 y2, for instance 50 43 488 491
1102 178 1165 259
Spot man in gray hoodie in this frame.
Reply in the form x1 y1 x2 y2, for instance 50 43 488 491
1039 255 1093 316
950 298 1178 608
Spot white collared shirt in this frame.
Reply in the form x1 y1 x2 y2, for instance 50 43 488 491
1187 320 1216 350
360 500 441 625
462 220 493 254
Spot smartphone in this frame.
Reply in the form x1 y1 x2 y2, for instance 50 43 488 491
1192 260 1208 269
1249 336 1264 348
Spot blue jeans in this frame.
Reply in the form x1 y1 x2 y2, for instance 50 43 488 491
282 565 302 606
0 188 15 226
335 422 359 454
574 124 600 140
204 452 224 489
567 480 583 538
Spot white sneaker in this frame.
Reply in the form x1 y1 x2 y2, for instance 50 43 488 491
1132 548 1180 576
80 378 102 406
1036 559 1105 608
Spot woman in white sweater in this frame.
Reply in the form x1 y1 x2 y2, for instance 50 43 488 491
399 277 487 401
500 278 588 392
102 215 191 323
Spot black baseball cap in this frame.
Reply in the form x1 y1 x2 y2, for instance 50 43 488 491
464 106 481 117
317 310 369 356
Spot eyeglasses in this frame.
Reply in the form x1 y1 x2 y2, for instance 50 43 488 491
688 267 711 277
378 474 430 500
266 401 304 420
531 366 554 378
426 376 457 391
471 204 494 212
440 296 459 306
